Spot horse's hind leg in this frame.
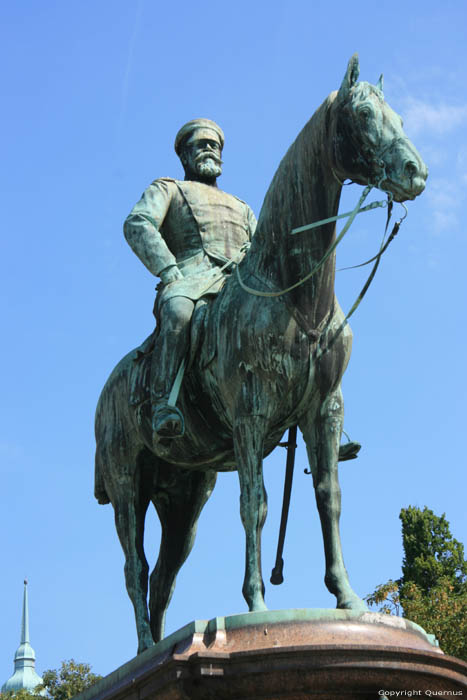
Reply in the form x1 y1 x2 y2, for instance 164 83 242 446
300 387 367 612
112 466 154 654
149 463 217 642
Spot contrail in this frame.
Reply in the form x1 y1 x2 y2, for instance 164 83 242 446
116 0 145 146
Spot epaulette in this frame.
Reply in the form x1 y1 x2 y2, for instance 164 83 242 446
149 177 179 186
215 185 248 207
232 193 249 206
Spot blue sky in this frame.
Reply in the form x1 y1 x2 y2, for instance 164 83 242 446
1 0 466 682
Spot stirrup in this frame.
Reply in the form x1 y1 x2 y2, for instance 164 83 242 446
338 441 361 461
152 403 185 440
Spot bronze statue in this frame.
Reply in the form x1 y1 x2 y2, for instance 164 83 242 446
124 119 256 442
95 55 428 654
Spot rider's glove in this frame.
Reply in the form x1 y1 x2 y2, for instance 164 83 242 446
159 265 183 285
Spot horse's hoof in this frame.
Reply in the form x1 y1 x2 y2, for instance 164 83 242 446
137 638 155 655
337 595 368 612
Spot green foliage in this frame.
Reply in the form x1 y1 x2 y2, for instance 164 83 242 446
366 506 467 661
0 661 102 700
37 660 101 700
400 506 467 593
364 579 400 615
401 576 467 660
0 690 40 700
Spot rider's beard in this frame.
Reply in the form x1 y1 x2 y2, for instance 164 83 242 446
195 153 222 179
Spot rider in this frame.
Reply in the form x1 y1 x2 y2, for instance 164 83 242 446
124 119 257 442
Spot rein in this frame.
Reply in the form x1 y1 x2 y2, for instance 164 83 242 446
235 184 376 298
234 182 407 332
333 200 404 328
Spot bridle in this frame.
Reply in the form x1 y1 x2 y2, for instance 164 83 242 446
235 178 406 302
234 104 409 319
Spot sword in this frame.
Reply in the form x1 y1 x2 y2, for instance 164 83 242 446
270 424 298 585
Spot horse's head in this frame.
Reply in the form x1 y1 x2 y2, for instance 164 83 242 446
331 55 428 202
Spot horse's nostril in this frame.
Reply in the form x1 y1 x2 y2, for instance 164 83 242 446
404 161 418 178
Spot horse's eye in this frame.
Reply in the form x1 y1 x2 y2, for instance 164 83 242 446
358 108 372 122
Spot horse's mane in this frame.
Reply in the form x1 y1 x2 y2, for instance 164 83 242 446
248 92 338 262
243 92 340 302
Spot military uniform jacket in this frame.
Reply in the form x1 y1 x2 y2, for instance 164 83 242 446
124 178 257 303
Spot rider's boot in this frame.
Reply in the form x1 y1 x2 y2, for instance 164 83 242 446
151 328 187 442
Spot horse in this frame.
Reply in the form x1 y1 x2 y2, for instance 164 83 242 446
95 54 428 654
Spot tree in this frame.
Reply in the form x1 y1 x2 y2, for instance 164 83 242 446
0 691 39 700
401 576 467 661
365 506 467 661
364 579 401 616
38 660 102 700
400 506 467 593
0 660 102 700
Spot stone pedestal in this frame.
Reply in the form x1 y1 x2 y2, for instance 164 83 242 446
75 610 467 700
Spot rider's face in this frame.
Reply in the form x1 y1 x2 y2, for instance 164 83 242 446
182 129 223 181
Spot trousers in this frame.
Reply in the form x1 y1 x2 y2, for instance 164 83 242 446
150 296 195 402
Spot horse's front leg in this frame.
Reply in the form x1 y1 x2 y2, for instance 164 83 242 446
300 387 367 612
234 414 269 612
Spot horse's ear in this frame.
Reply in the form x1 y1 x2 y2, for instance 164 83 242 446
338 54 360 99
377 73 384 95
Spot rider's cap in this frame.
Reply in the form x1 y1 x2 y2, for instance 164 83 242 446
174 119 224 156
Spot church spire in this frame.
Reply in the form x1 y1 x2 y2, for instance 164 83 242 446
1 580 46 695
21 579 31 644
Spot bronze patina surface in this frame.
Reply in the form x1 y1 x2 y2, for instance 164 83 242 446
74 612 466 700
95 55 429 653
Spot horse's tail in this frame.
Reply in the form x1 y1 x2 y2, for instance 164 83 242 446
94 449 110 504
94 345 144 506
94 390 111 505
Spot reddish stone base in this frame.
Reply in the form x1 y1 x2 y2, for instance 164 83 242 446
75 610 467 700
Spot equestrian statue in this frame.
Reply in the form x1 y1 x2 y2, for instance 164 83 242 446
95 55 428 653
